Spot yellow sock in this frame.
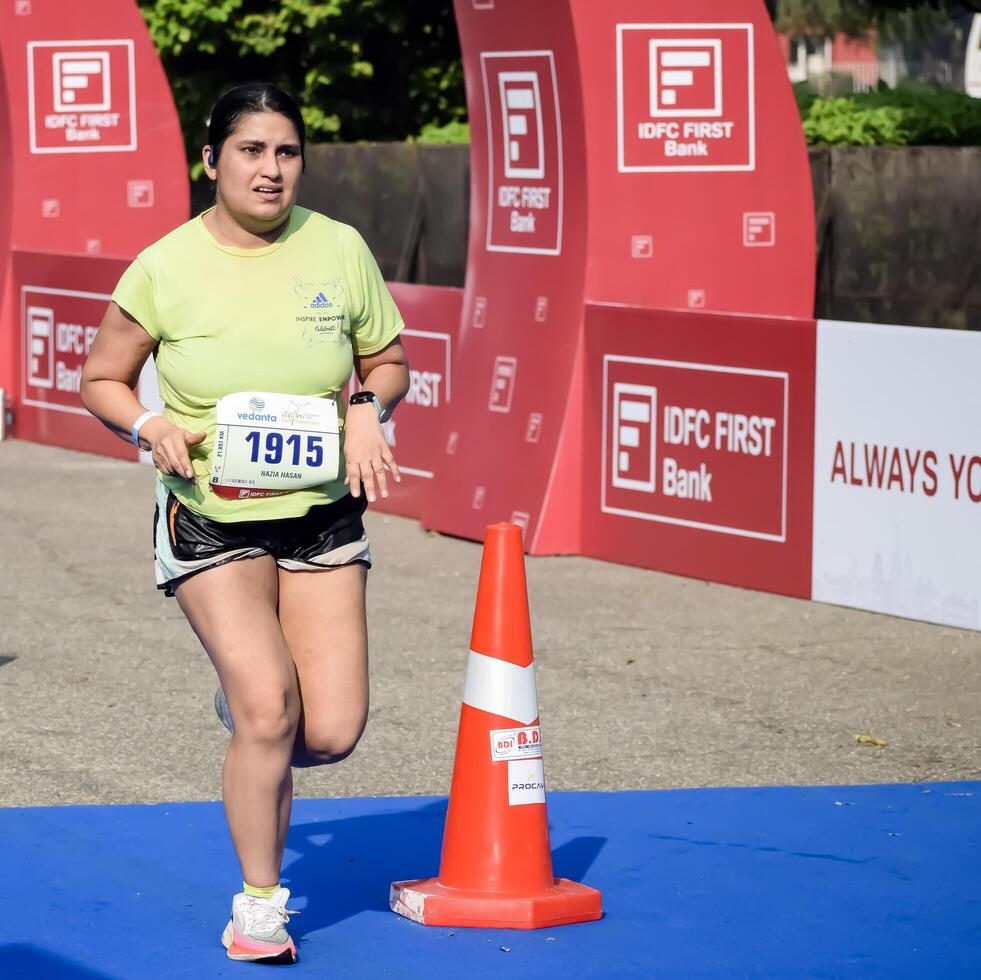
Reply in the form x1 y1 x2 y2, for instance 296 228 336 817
243 881 279 899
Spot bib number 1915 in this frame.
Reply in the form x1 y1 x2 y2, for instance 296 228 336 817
244 430 324 468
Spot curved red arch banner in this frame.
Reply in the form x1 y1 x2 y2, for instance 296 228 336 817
0 1 818 597
0 0 188 454
421 0 815 570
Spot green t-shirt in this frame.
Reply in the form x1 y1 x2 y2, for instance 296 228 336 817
112 206 403 522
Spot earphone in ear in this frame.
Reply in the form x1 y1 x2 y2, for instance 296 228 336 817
207 148 216 168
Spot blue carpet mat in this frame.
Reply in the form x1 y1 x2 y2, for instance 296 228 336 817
0 783 977 978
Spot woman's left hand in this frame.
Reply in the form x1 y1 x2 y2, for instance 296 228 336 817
343 403 400 502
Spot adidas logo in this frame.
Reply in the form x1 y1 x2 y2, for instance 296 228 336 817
309 292 332 309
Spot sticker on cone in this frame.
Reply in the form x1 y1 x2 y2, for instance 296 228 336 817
490 725 543 761
508 759 546 805
389 522 602 929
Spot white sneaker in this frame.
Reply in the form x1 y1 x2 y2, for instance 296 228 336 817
221 887 298 963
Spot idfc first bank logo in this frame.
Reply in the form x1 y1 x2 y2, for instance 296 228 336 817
22 286 108 413
480 51 563 255
602 356 788 541
617 23 755 172
28 39 138 153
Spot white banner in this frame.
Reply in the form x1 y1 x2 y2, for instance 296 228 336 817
813 320 981 631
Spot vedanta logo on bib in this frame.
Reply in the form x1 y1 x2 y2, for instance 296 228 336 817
237 411 277 422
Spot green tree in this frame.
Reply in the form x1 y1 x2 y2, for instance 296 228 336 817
774 1 981 35
776 1 877 35
137 0 465 170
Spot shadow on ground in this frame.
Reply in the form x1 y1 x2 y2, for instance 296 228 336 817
0 945 118 980
282 798 606 941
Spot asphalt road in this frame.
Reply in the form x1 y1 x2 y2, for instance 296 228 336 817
1 439 979 807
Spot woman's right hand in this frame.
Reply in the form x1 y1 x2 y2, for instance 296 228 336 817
139 417 207 481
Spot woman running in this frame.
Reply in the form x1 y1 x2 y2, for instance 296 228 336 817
80 82 409 965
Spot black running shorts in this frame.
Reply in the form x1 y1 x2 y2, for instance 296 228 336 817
152 480 371 597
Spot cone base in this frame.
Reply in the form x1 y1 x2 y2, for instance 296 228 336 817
390 877 603 929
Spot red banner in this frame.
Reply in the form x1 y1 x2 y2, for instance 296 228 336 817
425 0 815 554
583 304 816 598
370 283 463 518
424 1 588 550
0 0 188 403
12 251 134 459
573 0 815 318
602 357 788 541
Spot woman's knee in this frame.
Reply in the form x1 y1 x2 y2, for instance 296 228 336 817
297 715 366 765
232 689 300 746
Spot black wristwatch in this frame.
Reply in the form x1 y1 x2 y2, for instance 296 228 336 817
349 389 384 420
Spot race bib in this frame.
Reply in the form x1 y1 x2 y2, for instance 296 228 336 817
210 391 340 500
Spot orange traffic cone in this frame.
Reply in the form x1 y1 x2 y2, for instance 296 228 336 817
390 522 603 929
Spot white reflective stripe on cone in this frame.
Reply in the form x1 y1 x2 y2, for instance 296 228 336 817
462 650 539 725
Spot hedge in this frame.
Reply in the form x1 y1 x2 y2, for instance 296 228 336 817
796 83 981 146
416 85 981 147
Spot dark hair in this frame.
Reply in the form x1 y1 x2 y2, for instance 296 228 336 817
206 82 306 170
